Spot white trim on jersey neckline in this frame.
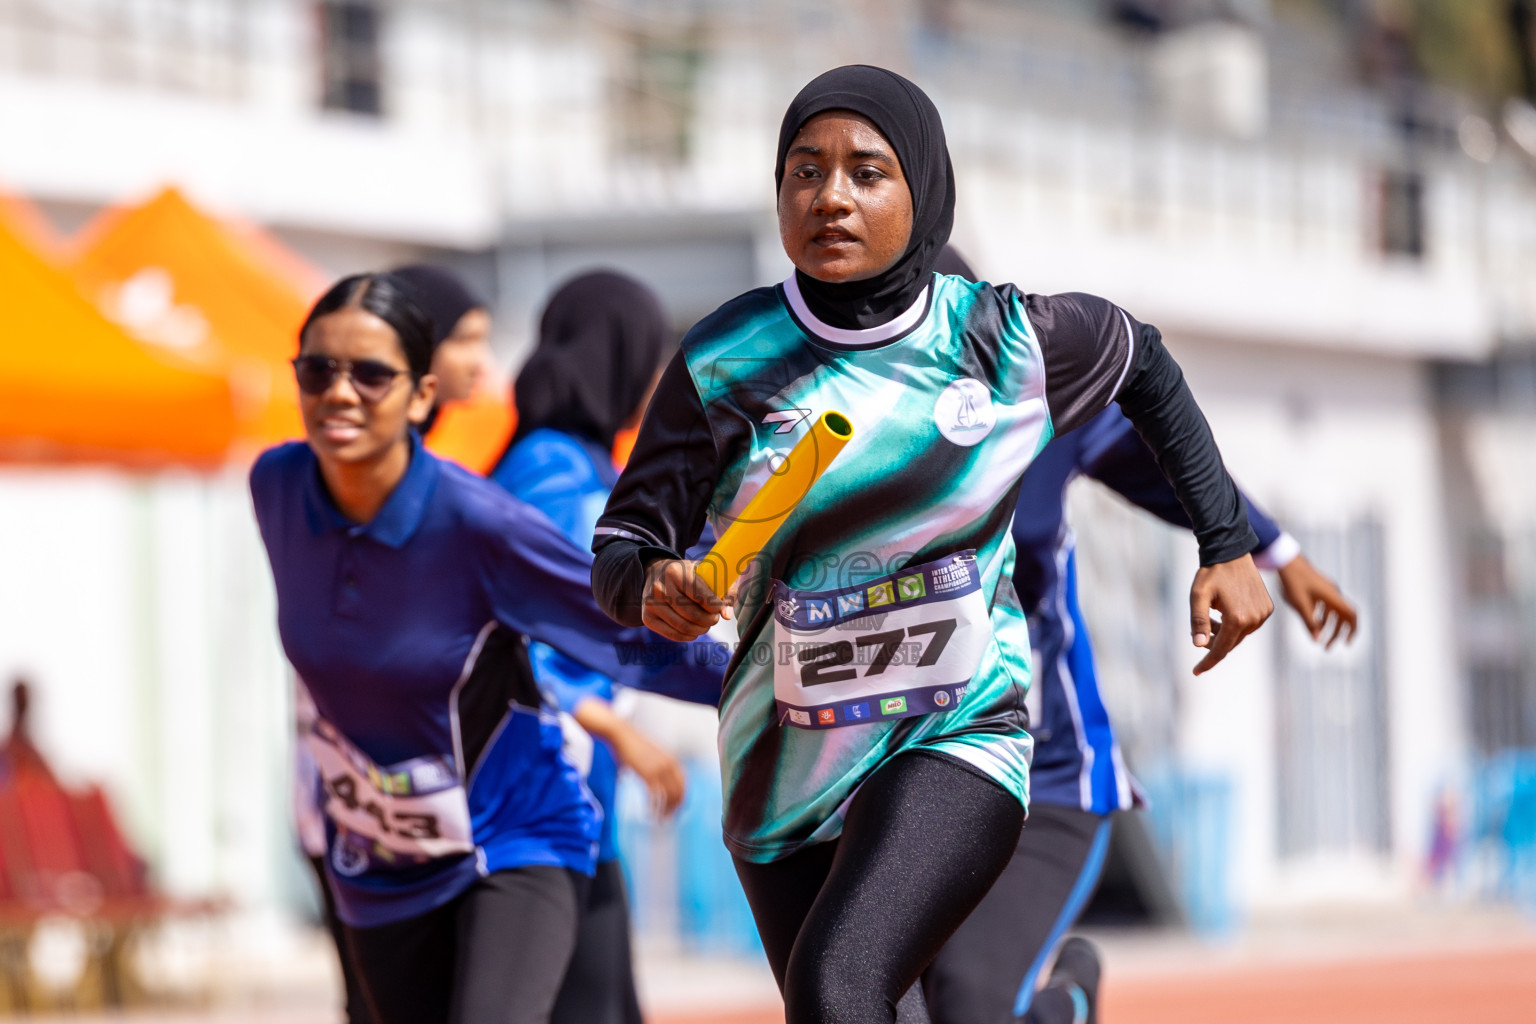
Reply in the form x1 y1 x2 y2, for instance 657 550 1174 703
781 273 931 348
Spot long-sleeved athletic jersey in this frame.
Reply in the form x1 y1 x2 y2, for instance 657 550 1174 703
592 273 1256 862
1017 405 1296 815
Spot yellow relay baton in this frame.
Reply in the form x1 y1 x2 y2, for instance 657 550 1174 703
698 410 854 599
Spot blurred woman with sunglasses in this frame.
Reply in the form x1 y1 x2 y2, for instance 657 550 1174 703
293 261 494 1024
252 273 720 1024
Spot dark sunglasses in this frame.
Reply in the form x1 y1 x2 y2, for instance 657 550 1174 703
292 356 412 403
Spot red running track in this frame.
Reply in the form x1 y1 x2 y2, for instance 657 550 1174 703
652 944 1536 1024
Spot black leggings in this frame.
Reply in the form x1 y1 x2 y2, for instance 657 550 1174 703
920 803 1110 1024
733 750 1025 1024
308 854 375 1024
343 866 587 1024
550 859 643 1024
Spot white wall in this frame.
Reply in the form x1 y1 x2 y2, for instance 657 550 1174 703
1070 339 1463 913
0 468 297 913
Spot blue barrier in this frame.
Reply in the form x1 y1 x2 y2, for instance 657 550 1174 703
615 771 666 938
616 758 763 955
1468 749 1536 912
674 757 763 955
1137 767 1236 936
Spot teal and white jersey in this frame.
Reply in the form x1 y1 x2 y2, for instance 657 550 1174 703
596 271 1141 862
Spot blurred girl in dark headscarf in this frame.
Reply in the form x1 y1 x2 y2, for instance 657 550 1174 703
391 264 492 434
489 270 680 1024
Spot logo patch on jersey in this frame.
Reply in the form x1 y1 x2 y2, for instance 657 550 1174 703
897 574 926 601
843 702 871 721
867 581 895 607
881 696 908 716
788 708 812 726
817 708 837 725
762 407 812 434
933 689 951 707
778 596 801 619
331 835 370 878
837 592 865 616
934 377 997 447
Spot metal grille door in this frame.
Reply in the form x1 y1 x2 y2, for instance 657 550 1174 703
1275 518 1392 860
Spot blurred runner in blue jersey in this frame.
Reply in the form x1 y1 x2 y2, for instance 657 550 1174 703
489 270 682 1024
254 273 721 1024
915 247 1357 1024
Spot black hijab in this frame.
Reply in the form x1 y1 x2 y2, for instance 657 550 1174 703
513 271 671 448
390 264 485 346
775 65 956 331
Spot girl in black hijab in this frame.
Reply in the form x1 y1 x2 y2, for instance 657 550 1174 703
591 65 1273 1023
491 271 681 1024
509 270 671 451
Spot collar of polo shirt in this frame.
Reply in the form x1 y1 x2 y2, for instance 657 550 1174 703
301 429 440 548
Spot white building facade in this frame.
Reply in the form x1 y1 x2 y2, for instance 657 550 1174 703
2 0 1535 928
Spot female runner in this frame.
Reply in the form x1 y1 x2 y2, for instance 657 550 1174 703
490 270 682 1024
590 66 1273 1023
295 261 490 1024
252 272 716 1024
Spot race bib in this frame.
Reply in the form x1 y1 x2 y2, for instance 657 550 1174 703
772 551 991 729
306 717 475 865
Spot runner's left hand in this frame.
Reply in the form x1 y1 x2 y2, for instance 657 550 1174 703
1189 554 1273 676
1276 554 1357 649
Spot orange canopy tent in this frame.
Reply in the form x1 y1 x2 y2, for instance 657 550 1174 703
0 215 236 465
67 187 518 471
67 187 326 452
424 386 517 475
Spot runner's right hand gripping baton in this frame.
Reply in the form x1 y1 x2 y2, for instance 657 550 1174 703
697 411 854 599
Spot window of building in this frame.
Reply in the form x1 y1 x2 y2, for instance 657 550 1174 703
1275 517 1393 860
1378 168 1426 258
612 30 702 165
319 1 383 116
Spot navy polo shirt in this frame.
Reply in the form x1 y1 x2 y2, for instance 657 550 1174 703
251 432 710 926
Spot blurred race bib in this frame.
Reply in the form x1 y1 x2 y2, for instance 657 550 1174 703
307 717 474 864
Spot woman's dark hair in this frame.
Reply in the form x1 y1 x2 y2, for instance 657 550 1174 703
389 264 486 348
298 273 436 380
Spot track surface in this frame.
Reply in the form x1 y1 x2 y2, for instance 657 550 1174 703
653 944 1536 1024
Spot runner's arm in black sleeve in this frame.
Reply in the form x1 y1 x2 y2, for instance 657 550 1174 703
1113 324 1256 565
592 351 723 626
1027 292 1257 565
